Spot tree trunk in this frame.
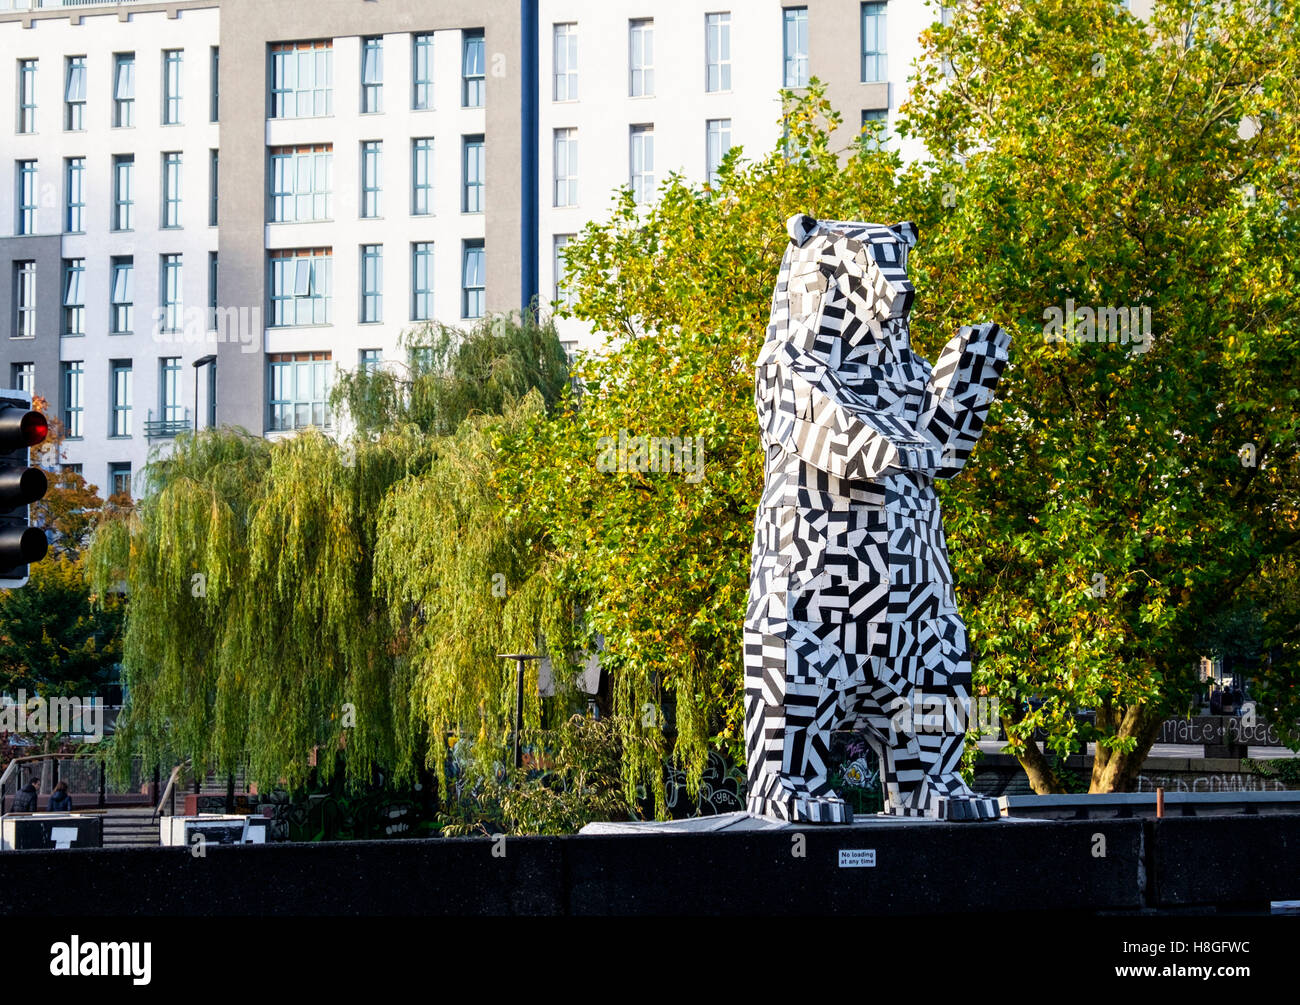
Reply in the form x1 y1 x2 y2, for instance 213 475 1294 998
1001 713 1066 793
1090 700 1164 792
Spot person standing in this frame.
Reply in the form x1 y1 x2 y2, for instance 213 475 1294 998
11 779 39 813
47 780 72 812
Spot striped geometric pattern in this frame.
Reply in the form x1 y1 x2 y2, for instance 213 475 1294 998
744 213 1010 823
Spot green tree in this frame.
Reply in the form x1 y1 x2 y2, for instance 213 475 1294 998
514 83 910 812
89 314 578 797
0 553 123 698
330 312 571 436
895 0 1300 789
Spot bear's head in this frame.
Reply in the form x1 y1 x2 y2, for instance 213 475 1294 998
776 213 918 356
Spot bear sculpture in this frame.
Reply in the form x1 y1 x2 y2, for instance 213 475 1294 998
744 213 1009 823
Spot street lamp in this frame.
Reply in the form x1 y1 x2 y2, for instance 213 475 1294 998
192 355 216 431
497 653 542 769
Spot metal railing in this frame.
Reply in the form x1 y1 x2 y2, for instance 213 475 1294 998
144 408 191 439
0 752 153 814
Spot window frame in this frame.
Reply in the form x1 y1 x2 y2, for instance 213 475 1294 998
461 239 485 319
162 49 183 125
783 7 809 88
629 18 654 97
361 35 383 114
860 2 887 83
553 22 578 101
462 135 484 214
360 243 383 324
113 53 135 128
65 56 87 131
705 12 731 93
63 258 85 337
462 29 485 108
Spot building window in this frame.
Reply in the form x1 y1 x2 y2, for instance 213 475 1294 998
413 33 434 110
361 141 382 218
269 249 332 327
706 12 731 92
16 161 37 235
270 41 333 119
11 363 33 395
17 59 36 134
162 49 183 124
462 240 484 319
162 152 183 228
210 46 220 122
361 36 383 114
62 362 84 439
783 7 809 88
110 257 133 334
209 149 219 226
160 356 183 423
160 255 183 334
65 157 85 233
108 462 132 498
630 124 654 204
270 144 332 223
110 360 133 438
65 56 87 130
113 154 134 231
462 29 485 107
706 118 732 185
268 351 331 431
463 135 484 213
360 244 382 323
861 3 887 82
113 53 135 127
411 138 433 215
411 242 434 321
861 108 888 150
13 262 36 339
63 258 85 337
554 23 577 101
553 233 575 307
208 251 218 330
629 19 654 97
554 128 577 207
360 348 383 373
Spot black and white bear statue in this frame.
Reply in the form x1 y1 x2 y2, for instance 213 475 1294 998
744 213 1010 823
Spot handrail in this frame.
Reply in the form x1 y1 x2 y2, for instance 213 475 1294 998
0 751 84 793
153 761 189 820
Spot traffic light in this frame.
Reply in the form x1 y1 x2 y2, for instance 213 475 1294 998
0 389 49 588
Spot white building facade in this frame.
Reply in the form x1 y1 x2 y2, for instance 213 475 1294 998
0 0 1049 496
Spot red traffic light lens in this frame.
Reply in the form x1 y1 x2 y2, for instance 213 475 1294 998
20 411 47 447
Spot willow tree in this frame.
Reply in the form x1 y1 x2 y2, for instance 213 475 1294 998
373 394 582 796
91 313 577 797
88 429 273 782
897 0 1300 789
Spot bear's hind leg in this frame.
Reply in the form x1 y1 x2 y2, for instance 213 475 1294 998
744 627 852 824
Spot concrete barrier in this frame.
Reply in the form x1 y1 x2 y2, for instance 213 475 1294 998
0 813 1294 915
0 813 103 850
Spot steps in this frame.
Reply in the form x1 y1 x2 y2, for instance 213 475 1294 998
101 806 160 848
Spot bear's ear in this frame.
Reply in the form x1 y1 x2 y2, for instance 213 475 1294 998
787 213 818 247
889 221 918 249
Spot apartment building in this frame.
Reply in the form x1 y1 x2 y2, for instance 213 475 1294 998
0 0 1012 495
